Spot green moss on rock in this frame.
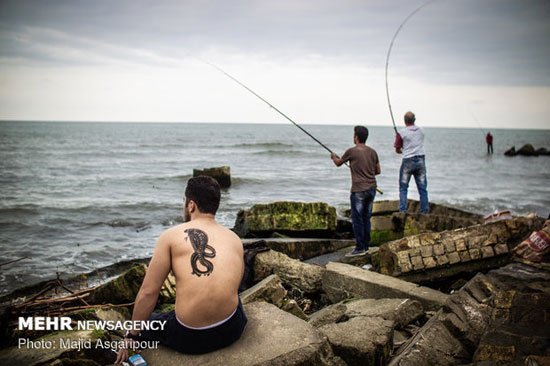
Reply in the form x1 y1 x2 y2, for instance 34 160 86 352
234 201 337 237
87 265 146 304
370 230 403 246
157 303 175 313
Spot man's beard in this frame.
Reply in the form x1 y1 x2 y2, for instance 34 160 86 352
184 205 191 222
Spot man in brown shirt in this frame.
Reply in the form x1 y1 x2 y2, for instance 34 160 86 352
331 126 381 256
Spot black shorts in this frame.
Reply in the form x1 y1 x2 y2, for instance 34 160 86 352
139 298 247 355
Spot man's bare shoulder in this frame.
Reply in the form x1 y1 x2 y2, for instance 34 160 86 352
162 221 241 242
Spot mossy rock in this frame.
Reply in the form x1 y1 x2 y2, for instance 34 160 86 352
517 144 537 156
157 303 175 313
87 265 146 305
234 201 337 238
370 230 403 246
193 166 231 188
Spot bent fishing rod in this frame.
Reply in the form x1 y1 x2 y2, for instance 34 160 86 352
201 60 335 154
201 59 383 194
385 0 437 134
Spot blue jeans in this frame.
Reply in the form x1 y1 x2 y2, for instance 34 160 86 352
399 156 429 214
350 187 377 251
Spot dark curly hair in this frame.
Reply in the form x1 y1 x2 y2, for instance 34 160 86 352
184 176 221 215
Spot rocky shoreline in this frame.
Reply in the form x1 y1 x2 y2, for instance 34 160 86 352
1 200 549 366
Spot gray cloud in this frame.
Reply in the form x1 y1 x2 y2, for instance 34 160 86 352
0 0 548 86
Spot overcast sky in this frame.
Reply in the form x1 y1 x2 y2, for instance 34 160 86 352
0 0 548 129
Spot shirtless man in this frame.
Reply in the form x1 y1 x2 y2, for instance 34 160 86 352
116 176 246 363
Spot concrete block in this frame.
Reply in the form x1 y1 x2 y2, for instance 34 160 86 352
323 262 448 311
420 245 434 257
408 247 421 257
319 316 393 366
494 244 509 255
481 246 495 259
469 248 481 260
436 255 449 266
371 216 394 231
423 257 437 269
411 255 425 271
444 241 456 253
433 244 445 256
448 252 461 265
455 239 467 251
396 251 412 273
240 274 286 307
254 249 324 294
459 251 471 262
344 298 424 329
140 302 335 366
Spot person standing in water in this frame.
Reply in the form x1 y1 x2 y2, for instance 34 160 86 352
486 132 493 154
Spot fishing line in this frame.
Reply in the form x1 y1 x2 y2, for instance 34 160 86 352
385 0 438 134
471 112 486 137
199 59 335 154
198 59 383 194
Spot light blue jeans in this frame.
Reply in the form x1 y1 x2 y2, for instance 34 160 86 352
350 187 377 251
399 156 429 213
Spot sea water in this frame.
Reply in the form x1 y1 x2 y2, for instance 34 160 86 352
1 121 549 296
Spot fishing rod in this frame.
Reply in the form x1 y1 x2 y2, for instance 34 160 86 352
201 59 384 194
471 112 486 137
385 0 438 134
200 59 335 154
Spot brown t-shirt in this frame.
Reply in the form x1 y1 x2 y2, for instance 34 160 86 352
341 145 379 192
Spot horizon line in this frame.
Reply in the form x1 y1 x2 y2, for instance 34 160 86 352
1 119 548 131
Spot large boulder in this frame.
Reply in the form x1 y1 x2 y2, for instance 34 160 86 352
140 302 340 366
516 144 538 156
240 274 287 307
389 262 550 366
309 298 423 330
253 249 324 294
87 265 146 304
193 166 231 188
87 265 177 305
344 298 423 329
323 262 447 311
243 238 354 261
319 316 394 366
234 201 337 238
504 146 517 156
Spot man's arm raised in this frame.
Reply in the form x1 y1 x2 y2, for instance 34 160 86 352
394 133 403 154
331 152 346 167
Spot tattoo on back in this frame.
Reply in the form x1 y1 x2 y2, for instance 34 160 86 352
184 228 216 277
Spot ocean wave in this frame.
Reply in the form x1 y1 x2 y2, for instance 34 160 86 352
232 142 294 149
252 149 310 156
0 204 42 217
161 216 184 226
144 173 193 183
